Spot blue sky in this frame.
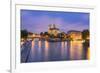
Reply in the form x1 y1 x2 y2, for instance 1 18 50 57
21 9 89 34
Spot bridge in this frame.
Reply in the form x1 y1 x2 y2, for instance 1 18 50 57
27 34 47 40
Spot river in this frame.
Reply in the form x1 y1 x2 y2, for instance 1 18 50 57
21 39 89 63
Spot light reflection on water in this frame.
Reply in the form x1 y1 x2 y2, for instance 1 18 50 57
70 41 83 60
21 39 89 63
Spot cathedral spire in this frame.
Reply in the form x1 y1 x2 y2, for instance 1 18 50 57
53 24 56 28
48 24 51 29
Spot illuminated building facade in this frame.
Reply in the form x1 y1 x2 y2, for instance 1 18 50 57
68 30 82 40
48 24 60 37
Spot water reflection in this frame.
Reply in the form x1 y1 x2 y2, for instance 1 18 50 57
21 39 89 63
70 41 83 60
44 41 49 61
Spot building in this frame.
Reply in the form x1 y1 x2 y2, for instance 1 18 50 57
27 32 33 38
28 32 40 39
67 30 82 40
48 24 60 37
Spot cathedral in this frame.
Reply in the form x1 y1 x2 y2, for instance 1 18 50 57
48 24 60 37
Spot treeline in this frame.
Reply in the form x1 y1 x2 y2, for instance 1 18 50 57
21 29 89 40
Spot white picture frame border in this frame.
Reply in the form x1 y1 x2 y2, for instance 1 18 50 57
11 2 96 73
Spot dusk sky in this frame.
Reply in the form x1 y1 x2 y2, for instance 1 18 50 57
21 9 89 34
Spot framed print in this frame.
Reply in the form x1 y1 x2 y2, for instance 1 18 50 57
11 1 96 73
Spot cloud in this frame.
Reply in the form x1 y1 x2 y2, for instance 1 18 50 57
21 15 66 33
21 10 89 33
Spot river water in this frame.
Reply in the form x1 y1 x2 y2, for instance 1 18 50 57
21 39 89 63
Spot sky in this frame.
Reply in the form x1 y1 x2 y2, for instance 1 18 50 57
21 9 89 34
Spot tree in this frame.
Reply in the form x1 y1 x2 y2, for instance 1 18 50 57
40 32 44 36
21 30 28 39
82 30 89 40
44 32 48 35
